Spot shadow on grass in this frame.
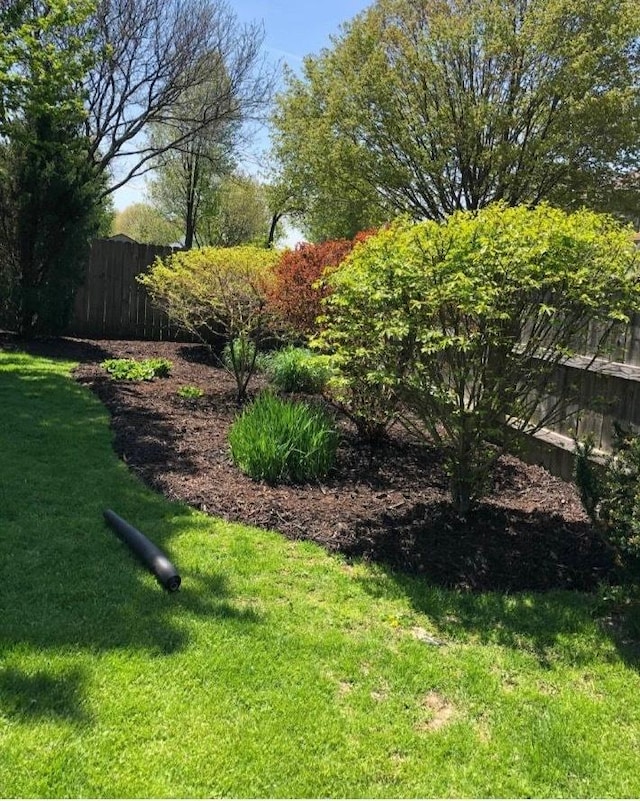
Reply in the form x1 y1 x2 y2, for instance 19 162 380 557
0 667 91 723
347 499 640 671
0 353 261 670
356 556 640 671
0 333 113 365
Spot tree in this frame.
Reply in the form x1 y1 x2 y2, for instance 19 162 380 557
147 107 237 249
0 1 106 335
0 0 95 134
200 173 272 247
84 0 275 197
270 60 388 242
112 203 179 245
318 205 640 514
151 163 272 249
145 64 241 250
272 0 640 236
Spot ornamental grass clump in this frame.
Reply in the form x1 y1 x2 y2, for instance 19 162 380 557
263 346 333 394
229 392 338 483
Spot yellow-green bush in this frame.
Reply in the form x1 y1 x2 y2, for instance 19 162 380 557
318 204 640 513
139 246 280 401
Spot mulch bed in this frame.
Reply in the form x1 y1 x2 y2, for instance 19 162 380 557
2 333 617 592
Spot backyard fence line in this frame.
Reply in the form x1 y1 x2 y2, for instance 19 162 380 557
515 315 640 479
64 238 189 341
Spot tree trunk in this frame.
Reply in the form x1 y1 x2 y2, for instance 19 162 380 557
267 212 282 248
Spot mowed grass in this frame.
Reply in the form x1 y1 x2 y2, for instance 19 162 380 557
1 350 640 798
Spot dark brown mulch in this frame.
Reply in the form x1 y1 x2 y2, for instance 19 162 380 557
2 333 616 592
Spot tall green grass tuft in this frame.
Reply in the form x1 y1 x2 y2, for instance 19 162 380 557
229 392 338 482
262 346 333 394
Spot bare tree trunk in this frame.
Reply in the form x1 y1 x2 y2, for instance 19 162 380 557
267 211 282 248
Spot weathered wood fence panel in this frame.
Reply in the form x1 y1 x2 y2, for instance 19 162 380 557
65 239 187 341
521 314 640 479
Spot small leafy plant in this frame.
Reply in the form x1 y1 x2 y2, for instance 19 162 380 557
575 425 640 573
262 346 333 394
177 385 204 400
101 357 173 380
221 336 259 402
229 392 338 483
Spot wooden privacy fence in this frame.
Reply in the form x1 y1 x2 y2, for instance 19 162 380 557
518 317 640 479
65 238 185 341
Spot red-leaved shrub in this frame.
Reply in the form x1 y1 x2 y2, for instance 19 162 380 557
269 230 377 340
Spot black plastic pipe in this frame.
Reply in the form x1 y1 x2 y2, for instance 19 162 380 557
103 509 181 592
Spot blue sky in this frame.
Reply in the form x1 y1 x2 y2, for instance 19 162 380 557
233 0 372 73
112 0 372 211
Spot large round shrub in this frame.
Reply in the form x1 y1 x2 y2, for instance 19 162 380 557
319 203 640 513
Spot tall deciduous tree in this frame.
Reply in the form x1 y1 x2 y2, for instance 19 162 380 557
112 203 179 245
272 0 640 238
84 0 275 197
147 91 238 249
199 173 272 247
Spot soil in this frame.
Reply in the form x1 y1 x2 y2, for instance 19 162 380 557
2 333 617 593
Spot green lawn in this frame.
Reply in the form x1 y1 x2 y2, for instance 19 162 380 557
1 349 640 798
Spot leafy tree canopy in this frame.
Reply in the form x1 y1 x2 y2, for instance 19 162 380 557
0 0 95 132
272 0 640 238
112 203 180 246
0 1 107 335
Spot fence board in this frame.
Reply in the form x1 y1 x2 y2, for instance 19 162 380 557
64 238 187 341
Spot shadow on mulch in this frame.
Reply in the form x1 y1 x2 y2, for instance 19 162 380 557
344 500 615 593
177 343 219 365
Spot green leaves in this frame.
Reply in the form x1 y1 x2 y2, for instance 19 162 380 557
271 0 640 230
229 392 338 483
101 358 173 381
0 0 96 132
320 204 640 512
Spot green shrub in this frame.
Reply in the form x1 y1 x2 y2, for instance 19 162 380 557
575 426 640 573
101 357 173 381
263 346 333 394
319 204 640 514
177 385 204 400
229 392 338 483
138 245 281 402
